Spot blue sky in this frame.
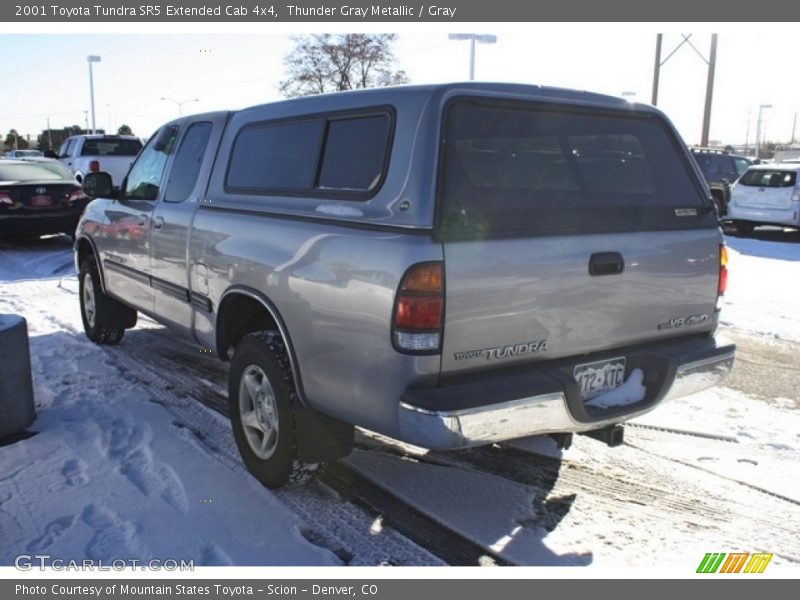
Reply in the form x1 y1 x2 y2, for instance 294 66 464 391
1 27 797 148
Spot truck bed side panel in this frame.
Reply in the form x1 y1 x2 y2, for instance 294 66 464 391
190 210 442 437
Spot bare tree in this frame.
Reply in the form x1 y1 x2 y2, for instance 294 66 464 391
280 34 409 98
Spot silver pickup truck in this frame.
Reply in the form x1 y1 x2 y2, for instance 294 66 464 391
75 83 735 487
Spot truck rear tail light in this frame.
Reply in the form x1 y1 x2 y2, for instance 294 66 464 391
717 244 728 310
89 160 100 172
792 187 800 202
393 262 444 353
0 191 12 206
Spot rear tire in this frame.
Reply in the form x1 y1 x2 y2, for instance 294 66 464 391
229 331 322 488
711 191 726 216
735 221 755 236
79 257 135 344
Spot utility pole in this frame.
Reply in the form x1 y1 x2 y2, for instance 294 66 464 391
448 34 497 81
755 104 772 160
700 34 718 147
651 34 662 105
792 112 797 145
87 55 101 134
743 107 751 156
47 117 53 150
651 33 718 144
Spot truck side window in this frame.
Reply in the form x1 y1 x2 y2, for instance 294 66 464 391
227 120 323 191
164 122 213 203
225 108 393 198
317 115 391 192
123 126 178 201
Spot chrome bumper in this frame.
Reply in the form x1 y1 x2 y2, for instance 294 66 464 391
398 341 735 450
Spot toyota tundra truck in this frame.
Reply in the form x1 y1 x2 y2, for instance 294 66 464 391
74 83 735 487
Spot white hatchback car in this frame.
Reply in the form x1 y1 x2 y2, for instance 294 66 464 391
726 163 800 235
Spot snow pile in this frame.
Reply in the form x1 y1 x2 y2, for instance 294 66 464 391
722 235 800 342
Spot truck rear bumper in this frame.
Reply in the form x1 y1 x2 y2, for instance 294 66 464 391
397 335 735 450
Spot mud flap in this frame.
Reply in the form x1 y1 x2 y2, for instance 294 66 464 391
293 403 355 463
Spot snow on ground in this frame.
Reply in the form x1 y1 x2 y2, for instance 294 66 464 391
1 232 799 569
0 238 340 566
722 232 800 342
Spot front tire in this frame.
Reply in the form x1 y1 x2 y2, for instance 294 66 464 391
79 257 136 344
229 331 321 488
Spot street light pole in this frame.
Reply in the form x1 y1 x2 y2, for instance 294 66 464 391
448 34 497 81
161 97 199 117
755 104 772 160
87 55 101 134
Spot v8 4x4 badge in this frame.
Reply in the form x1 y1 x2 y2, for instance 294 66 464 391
658 313 709 331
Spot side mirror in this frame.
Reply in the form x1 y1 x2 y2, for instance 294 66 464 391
83 172 115 198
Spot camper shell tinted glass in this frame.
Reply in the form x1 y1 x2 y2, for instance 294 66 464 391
225 108 393 199
437 99 714 240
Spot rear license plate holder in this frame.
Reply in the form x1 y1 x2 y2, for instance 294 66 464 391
31 195 52 207
574 356 626 401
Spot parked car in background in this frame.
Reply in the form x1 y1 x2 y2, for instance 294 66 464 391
57 134 143 189
0 159 90 237
690 147 754 216
4 149 44 158
725 163 800 235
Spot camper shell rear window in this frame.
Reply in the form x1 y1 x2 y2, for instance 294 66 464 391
437 99 714 240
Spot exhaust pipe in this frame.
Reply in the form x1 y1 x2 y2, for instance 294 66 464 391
580 424 624 447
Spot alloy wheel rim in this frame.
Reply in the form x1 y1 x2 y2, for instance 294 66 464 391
83 273 96 328
238 364 279 460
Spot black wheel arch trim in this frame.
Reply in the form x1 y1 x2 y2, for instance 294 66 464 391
217 285 309 407
74 234 107 293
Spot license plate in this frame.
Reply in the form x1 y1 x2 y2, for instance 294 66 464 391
31 195 52 207
573 357 626 401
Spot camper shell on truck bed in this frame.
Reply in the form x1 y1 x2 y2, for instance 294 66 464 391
75 83 735 487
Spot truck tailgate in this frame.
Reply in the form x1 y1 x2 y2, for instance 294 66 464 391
441 229 720 375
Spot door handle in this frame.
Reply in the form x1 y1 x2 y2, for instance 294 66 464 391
152 217 164 230
589 252 625 276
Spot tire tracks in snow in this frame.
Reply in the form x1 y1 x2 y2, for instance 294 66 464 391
98 333 444 566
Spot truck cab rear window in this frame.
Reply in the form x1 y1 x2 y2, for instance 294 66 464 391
439 101 710 239
80 138 142 156
226 111 391 197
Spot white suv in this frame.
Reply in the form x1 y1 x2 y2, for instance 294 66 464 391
726 163 800 235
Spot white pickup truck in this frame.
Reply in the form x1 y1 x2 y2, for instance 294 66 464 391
56 134 142 189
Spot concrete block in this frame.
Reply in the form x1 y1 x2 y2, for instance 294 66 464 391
0 314 36 439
